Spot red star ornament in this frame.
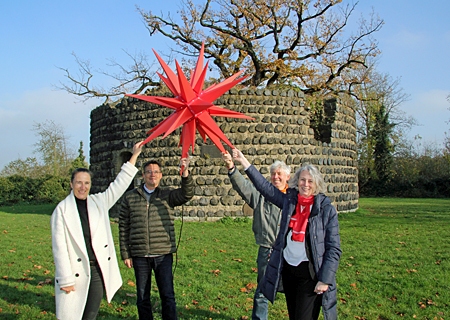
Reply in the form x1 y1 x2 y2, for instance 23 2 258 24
126 43 254 160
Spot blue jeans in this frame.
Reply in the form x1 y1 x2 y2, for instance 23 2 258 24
252 246 271 320
133 254 177 320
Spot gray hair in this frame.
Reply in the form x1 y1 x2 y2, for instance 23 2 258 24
288 164 326 194
270 160 291 175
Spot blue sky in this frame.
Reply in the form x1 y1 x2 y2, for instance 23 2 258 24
1 1 449 169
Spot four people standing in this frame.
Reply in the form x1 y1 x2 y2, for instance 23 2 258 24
51 139 340 319
119 158 194 320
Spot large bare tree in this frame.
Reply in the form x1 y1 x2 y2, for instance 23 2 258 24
59 0 384 102
140 0 384 94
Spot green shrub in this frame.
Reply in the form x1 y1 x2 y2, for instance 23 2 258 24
0 175 70 205
37 175 71 203
0 177 15 205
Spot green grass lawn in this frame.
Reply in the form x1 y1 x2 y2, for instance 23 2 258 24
0 198 449 319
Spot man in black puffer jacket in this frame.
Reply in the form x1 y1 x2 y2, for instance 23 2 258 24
119 158 194 320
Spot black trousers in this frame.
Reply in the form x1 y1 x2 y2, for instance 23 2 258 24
82 264 105 320
282 260 322 320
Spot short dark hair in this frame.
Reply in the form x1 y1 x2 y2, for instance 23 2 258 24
71 168 93 182
142 160 162 172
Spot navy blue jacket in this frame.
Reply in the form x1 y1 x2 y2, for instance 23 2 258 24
245 165 341 320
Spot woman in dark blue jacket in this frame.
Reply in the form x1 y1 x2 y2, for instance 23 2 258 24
231 149 341 320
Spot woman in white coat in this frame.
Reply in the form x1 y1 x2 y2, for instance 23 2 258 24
51 142 143 320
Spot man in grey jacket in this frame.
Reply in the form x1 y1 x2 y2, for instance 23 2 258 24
222 151 290 320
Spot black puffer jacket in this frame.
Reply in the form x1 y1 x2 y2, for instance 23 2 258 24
119 175 194 259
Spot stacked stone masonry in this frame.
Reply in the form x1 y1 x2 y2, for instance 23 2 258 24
90 88 359 219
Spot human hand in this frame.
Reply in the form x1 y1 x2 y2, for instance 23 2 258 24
129 141 144 165
133 141 144 155
180 157 190 177
314 281 329 295
231 148 251 169
60 285 75 294
221 151 234 169
124 258 133 268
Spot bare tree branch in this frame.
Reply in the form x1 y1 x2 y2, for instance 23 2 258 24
56 52 161 104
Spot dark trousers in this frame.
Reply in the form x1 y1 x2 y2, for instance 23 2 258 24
82 264 105 320
282 260 322 320
133 254 177 320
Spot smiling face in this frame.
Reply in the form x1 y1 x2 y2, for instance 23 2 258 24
270 168 290 191
70 172 91 200
142 163 162 190
298 170 316 197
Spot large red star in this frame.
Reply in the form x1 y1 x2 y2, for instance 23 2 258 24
126 43 254 159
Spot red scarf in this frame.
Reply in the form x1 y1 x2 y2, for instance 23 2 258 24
289 194 314 242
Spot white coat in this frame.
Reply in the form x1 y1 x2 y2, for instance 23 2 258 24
51 162 138 320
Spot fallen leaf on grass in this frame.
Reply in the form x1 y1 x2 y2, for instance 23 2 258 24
209 305 218 312
126 293 136 297
127 280 135 287
240 282 257 293
251 267 258 273
406 269 417 273
210 269 221 276
232 258 242 262
37 279 52 286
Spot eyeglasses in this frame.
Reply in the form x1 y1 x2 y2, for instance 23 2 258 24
144 170 161 175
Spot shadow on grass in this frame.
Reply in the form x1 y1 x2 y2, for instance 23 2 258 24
0 203 56 215
113 287 236 320
0 275 236 320
0 273 56 318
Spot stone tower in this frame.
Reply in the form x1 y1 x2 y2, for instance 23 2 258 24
89 88 358 219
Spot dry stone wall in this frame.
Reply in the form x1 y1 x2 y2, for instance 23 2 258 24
90 88 358 219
